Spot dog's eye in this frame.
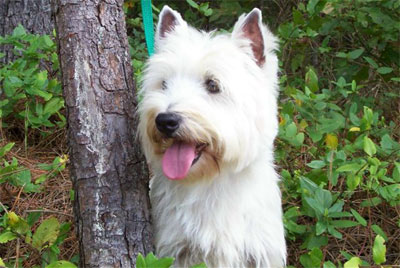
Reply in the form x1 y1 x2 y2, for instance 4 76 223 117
161 80 167 90
205 79 220 94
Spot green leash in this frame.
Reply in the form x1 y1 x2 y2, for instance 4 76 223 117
141 0 155 56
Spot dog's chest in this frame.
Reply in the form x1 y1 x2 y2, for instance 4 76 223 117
150 170 271 263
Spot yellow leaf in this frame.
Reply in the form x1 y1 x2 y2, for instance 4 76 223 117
299 119 308 130
295 99 302 106
325 133 338 150
279 115 286 126
60 154 68 164
349 127 360 132
344 257 361 268
7 212 19 225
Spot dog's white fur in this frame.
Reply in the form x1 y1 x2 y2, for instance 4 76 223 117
138 6 286 267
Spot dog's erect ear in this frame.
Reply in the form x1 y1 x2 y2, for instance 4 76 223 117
156 6 186 40
233 8 265 67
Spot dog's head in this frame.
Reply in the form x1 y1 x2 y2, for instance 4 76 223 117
138 6 279 182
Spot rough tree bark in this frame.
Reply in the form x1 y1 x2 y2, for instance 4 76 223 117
0 0 53 63
53 0 153 267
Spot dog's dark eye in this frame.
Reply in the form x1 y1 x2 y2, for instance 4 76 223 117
161 80 167 90
205 79 220 94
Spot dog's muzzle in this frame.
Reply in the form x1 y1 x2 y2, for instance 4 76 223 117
155 112 182 137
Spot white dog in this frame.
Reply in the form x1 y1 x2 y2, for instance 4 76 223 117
138 6 286 267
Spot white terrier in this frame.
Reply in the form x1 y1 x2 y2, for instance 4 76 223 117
138 5 286 267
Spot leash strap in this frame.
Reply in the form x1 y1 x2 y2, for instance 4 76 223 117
141 0 155 56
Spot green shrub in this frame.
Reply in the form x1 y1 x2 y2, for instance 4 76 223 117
0 25 73 268
0 25 65 136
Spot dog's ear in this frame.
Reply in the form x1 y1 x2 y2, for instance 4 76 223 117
232 8 265 67
156 6 186 41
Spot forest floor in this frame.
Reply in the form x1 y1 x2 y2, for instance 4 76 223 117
0 130 78 267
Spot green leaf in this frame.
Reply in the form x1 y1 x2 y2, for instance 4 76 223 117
380 134 399 154
346 174 361 191
328 225 342 239
371 225 388 241
305 197 324 215
300 176 319 194
300 248 323 268
341 251 353 261
10 217 30 235
393 163 400 182
0 231 17 243
331 220 359 228
376 67 393 74
307 160 326 169
348 48 364 60
27 211 42 227
305 68 319 92
203 8 212 17
363 136 376 156
304 235 328 250
316 221 327 235
293 9 305 25
315 188 332 209
286 122 297 138
0 142 15 158
152 258 175 268
308 128 323 142
186 0 199 9
14 169 37 192
323 261 336 268
336 163 363 173
336 52 348 58
328 200 344 214
144 252 158 266
373 235 386 265
0 257 5 266
136 253 147 268
190 263 207 268
32 217 60 250
44 97 64 115
350 209 367 227
45 261 77 268
361 197 381 207
344 257 362 268
293 132 305 146
12 24 26 37
363 57 378 68
26 88 53 101
43 35 54 47
306 0 320 15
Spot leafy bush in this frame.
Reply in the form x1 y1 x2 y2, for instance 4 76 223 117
0 25 65 139
276 1 399 266
0 25 74 267
127 0 399 267
0 211 76 268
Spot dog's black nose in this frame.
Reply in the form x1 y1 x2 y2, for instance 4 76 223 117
155 113 181 136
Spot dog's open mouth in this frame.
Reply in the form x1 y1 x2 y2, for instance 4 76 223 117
162 141 207 180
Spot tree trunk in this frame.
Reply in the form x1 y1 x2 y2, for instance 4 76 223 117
53 0 153 267
0 0 53 63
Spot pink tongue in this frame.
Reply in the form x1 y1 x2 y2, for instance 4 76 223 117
162 141 196 180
